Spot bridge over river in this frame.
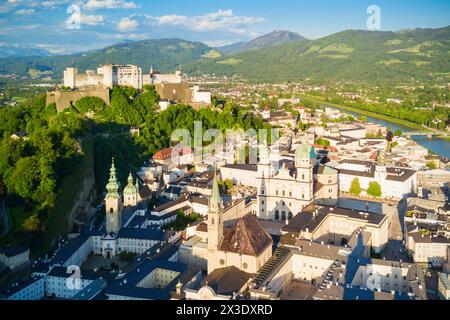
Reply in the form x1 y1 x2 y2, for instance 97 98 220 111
402 132 446 139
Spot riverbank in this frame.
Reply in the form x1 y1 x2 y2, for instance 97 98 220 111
300 94 450 158
300 94 425 130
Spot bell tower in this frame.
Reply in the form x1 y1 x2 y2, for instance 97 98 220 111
123 172 138 207
105 158 122 234
295 144 314 202
207 171 224 251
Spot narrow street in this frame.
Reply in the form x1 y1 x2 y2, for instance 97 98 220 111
381 199 411 262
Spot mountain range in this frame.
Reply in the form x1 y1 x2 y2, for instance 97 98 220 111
1 26 449 83
190 26 450 83
216 30 307 54
0 45 52 58
0 38 215 78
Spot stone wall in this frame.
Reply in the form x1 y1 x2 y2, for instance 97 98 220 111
46 86 110 112
155 83 193 103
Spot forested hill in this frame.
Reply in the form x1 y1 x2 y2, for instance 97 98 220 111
186 26 450 83
217 30 307 55
0 38 220 78
1 26 449 84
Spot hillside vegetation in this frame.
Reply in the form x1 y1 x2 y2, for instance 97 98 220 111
0 38 216 78
187 27 450 83
0 85 269 254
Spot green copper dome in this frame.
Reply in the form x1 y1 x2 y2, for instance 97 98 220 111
105 158 121 199
123 172 137 196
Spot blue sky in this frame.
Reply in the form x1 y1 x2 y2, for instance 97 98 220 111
0 0 449 54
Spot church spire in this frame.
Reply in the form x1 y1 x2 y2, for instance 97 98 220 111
106 157 120 199
209 169 223 212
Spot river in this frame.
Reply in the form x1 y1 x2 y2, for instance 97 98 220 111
338 110 450 158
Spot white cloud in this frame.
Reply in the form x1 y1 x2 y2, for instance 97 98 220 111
64 10 104 29
148 9 266 33
96 32 148 40
33 1 62 9
85 0 139 10
81 13 104 25
15 8 35 15
118 17 138 32
202 39 236 47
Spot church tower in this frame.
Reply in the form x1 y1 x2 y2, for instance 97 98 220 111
105 158 122 234
207 172 224 251
123 172 138 207
257 144 271 178
295 144 314 201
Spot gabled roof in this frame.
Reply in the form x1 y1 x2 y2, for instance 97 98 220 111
197 266 252 296
220 214 272 256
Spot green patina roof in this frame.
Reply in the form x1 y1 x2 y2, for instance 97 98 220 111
295 143 316 161
105 158 121 199
209 171 223 211
322 165 337 174
123 172 137 196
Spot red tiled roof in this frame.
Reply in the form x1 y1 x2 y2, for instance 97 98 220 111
153 148 173 160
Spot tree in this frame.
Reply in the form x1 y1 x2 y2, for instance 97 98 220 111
22 214 41 232
315 138 331 147
358 115 368 122
0 177 6 198
394 129 402 137
426 161 437 170
224 179 233 191
367 182 382 198
9 157 39 199
349 178 362 196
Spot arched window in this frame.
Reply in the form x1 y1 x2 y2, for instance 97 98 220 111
261 189 265 195
276 190 279 196
281 211 286 221
275 210 280 220
288 212 293 220
110 208 113 213
302 174 305 180
282 190 285 196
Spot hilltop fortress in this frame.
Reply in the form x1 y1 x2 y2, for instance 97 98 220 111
47 64 211 112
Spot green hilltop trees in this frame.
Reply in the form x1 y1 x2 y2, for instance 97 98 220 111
0 85 270 252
